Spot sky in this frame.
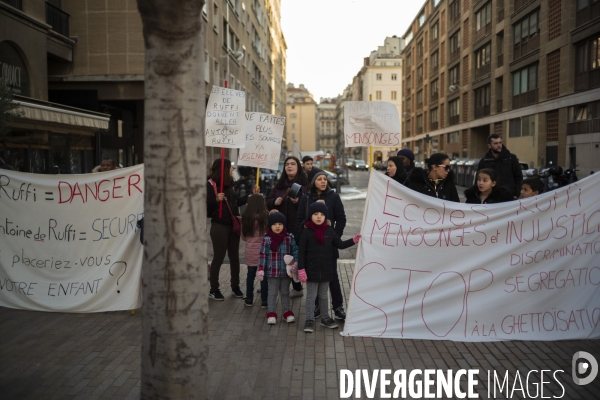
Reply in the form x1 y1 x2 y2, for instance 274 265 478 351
281 0 426 101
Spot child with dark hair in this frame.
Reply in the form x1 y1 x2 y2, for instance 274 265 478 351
297 201 361 333
520 177 544 198
464 168 514 204
257 210 298 325
241 194 269 307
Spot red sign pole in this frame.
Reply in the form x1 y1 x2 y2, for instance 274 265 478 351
218 80 229 218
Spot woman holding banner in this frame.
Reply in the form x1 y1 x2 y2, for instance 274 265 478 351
296 171 348 321
266 156 310 297
207 158 250 301
405 153 460 202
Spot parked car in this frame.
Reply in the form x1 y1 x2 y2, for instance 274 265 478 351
323 170 338 187
346 158 355 168
354 160 369 171
519 162 529 179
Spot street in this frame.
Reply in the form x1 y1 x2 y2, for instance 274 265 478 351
1 169 599 399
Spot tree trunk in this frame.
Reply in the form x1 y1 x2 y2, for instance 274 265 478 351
137 1 208 398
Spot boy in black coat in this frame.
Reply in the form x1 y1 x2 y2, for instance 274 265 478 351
297 201 360 333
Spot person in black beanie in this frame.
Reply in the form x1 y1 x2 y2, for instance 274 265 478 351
296 171 348 321
396 148 415 174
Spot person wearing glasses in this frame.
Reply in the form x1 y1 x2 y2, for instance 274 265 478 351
405 153 460 202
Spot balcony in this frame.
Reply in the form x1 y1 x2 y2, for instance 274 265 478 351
449 115 460 125
513 34 540 60
497 53 504 68
475 63 491 80
46 2 70 37
576 2 600 27
512 88 538 109
474 104 490 119
1 0 22 9
449 48 460 64
567 118 600 135
496 99 503 112
575 69 600 91
474 23 491 43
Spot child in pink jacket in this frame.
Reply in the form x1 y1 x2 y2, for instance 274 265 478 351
241 194 269 307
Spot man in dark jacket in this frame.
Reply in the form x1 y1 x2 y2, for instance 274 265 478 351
477 134 522 197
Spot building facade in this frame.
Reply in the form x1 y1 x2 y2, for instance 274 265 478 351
402 0 600 174
285 83 316 152
0 0 109 173
1 0 286 173
317 97 337 155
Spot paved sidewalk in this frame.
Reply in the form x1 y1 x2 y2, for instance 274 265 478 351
1 259 599 399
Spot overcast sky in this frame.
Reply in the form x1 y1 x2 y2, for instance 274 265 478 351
281 0 426 101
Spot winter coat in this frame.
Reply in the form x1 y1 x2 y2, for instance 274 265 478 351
464 185 515 204
386 170 407 185
241 223 264 267
258 233 299 278
266 179 310 234
207 179 248 226
477 145 523 197
295 187 347 259
405 168 460 202
298 223 354 282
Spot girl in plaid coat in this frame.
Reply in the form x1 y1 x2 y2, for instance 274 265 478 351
257 211 299 324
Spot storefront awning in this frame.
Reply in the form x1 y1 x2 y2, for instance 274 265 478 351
13 99 110 131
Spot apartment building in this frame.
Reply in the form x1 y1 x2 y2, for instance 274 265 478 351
1 0 286 172
344 36 404 164
317 97 337 155
0 0 109 173
285 83 316 152
401 0 600 174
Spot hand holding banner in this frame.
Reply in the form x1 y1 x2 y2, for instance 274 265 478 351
343 101 400 148
205 85 246 148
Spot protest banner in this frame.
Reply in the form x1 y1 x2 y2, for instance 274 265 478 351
343 170 600 341
205 85 246 148
0 166 144 312
343 101 401 148
237 112 285 170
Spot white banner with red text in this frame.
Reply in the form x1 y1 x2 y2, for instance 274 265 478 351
0 165 144 312
343 170 600 341
343 101 400 148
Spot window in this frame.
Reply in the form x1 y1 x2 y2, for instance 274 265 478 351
405 31 413 45
513 64 538 95
449 98 460 117
450 30 461 53
213 3 219 32
447 131 459 143
514 10 539 45
376 91 382 100
392 73 397 81
406 75 412 89
202 3 208 20
431 108 439 124
475 42 491 69
431 51 439 70
509 116 536 137
213 60 220 85
475 2 492 31
417 114 423 132
391 91 397 100
204 51 210 83
417 65 423 80
431 22 439 41
376 73 382 80
241 2 246 25
418 11 426 27
432 0 441 7
417 90 423 105
406 52 412 67
431 79 439 97
290 113 297 118
449 64 460 85
568 104 593 122
475 85 491 107
291 123 296 129
576 43 589 74
417 40 424 58
449 0 460 21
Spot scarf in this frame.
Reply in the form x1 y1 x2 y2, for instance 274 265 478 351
266 228 287 252
305 220 328 245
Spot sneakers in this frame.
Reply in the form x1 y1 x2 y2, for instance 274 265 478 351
266 312 277 325
314 305 321 319
320 317 338 329
244 298 253 307
232 287 244 298
289 289 303 298
283 310 295 323
333 306 346 321
209 290 224 301
261 301 268 308
303 320 314 333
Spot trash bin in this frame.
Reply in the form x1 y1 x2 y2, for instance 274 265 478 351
464 159 477 188
455 159 467 186
449 159 459 184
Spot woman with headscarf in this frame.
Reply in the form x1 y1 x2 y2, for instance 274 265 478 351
266 156 310 297
405 153 460 202
385 156 407 185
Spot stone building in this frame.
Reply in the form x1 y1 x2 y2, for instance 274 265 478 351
316 97 337 155
1 0 286 172
401 0 600 174
285 83 316 152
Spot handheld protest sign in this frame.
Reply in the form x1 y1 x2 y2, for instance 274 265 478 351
343 101 400 148
237 112 285 171
205 85 246 149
